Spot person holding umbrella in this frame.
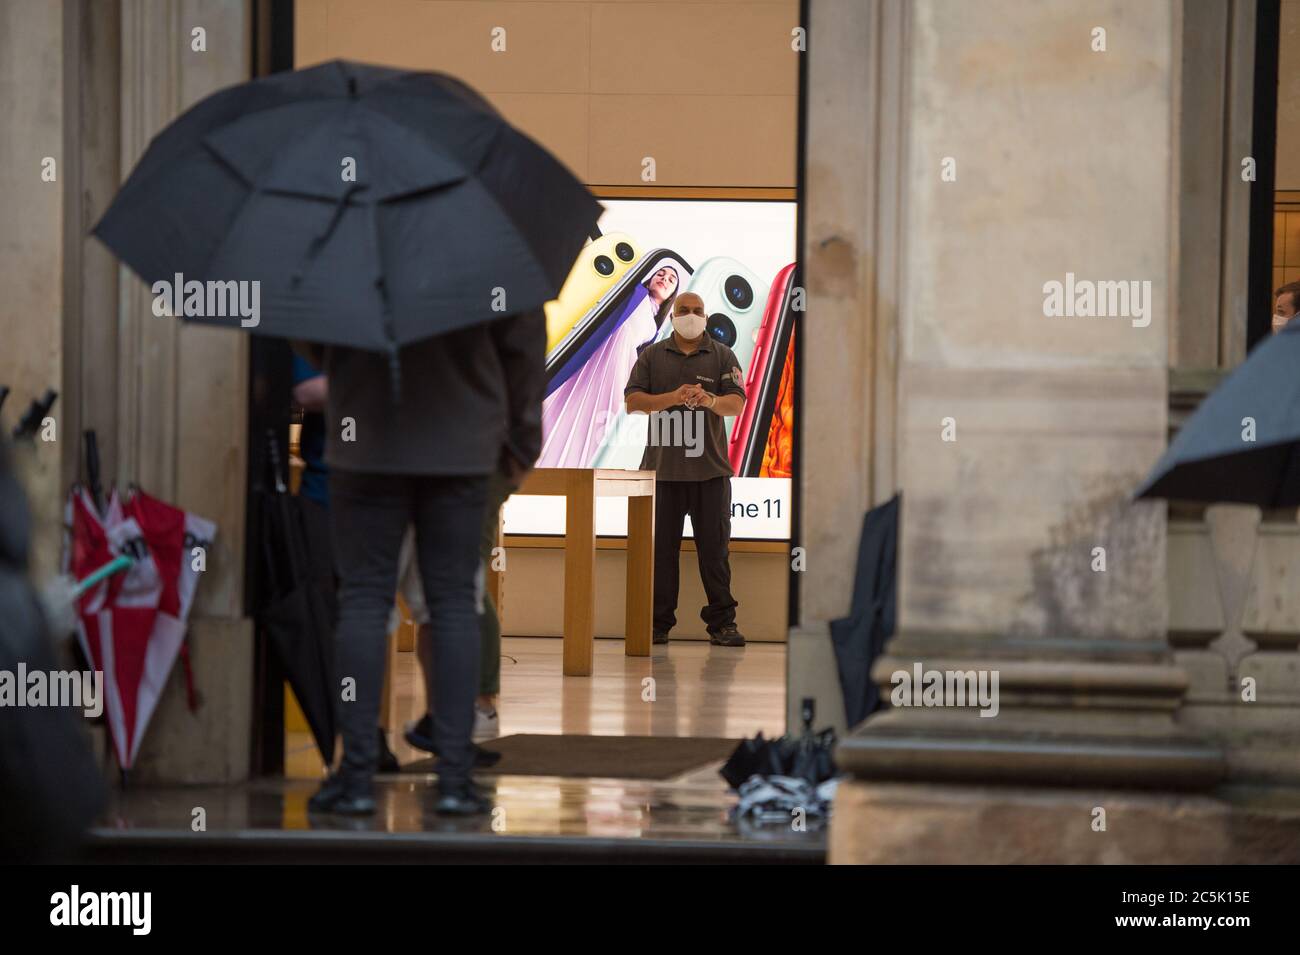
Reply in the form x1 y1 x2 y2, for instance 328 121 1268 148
300 314 542 816
91 60 600 815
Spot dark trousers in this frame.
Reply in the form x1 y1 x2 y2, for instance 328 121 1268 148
330 470 487 787
653 476 738 633
298 496 338 629
476 470 514 696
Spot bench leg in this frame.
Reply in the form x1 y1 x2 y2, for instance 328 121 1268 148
625 493 654 656
563 471 597 676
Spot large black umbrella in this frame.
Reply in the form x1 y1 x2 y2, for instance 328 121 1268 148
93 59 601 355
254 432 336 763
1136 321 1300 505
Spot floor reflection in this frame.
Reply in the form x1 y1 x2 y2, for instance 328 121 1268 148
97 637 813 857
98 770 821 850
287 637 787 779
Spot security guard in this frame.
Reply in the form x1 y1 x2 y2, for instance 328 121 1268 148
624 291 746 646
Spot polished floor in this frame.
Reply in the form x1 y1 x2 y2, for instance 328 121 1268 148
90 638 820 862
289 636 788 778
93 764 822 863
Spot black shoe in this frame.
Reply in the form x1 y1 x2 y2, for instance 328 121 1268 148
653 630 669 645
405 715 501 767
404 714 437 754
378 728 400 773
708 623 746 647
435 781 493 816
307 773 376 816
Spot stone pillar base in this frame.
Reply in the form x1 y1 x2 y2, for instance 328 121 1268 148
1176 647 1300 785
840 635 1225 790
130 616 254 785
829 780 1300 863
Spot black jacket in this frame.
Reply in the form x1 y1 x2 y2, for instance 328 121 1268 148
297 310 545 476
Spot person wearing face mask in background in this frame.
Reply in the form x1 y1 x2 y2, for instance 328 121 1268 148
623 291 747 647
1272 281 1300 334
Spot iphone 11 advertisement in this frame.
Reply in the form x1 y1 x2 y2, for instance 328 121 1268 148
510 198 797 541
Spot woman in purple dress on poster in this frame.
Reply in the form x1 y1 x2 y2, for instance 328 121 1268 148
538 265 679 468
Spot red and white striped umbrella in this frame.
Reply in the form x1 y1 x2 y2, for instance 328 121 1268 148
65 488 215 770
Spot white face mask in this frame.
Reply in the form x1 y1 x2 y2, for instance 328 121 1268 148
671 312 706 339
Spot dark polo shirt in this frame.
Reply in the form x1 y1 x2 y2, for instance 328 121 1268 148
624 333 746 481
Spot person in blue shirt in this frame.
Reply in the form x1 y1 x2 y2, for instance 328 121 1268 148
292 354 330 510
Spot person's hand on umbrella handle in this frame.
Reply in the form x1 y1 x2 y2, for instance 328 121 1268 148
38 554 137 642
40 573 81 643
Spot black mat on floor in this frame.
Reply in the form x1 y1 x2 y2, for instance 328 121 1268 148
402 734 739 780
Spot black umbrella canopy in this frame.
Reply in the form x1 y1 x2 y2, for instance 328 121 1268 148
830 494 898 728
94 60 602 351
1136 321 1300 507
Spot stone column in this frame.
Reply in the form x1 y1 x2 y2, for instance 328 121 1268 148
845 0 1222 784
788 0 906 737
116 0 254 783
3 0 254 782
795 0 1296 863
0 0 66 583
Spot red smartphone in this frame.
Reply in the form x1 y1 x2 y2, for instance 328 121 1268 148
758 329 794 478
729 263 797 477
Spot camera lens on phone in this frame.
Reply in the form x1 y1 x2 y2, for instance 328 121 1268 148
724 275 753 310
707 313 737 347
594 255 615 276
614 242 635 262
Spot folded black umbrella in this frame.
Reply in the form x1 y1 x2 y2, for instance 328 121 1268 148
720 700 837 789
830 494 899 728
254 434 335 763
93 60 601 358
1136 322 1300 506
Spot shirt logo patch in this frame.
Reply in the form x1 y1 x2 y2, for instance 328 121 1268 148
696 375 715 383
724 366 743 386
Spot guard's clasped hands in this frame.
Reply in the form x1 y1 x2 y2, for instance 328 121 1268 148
681 383 713 410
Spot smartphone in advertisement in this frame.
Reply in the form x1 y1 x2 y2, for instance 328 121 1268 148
758 330 794 478
681 256 770 442
544 232 639 358
729 263 796 477
546 251 692 392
